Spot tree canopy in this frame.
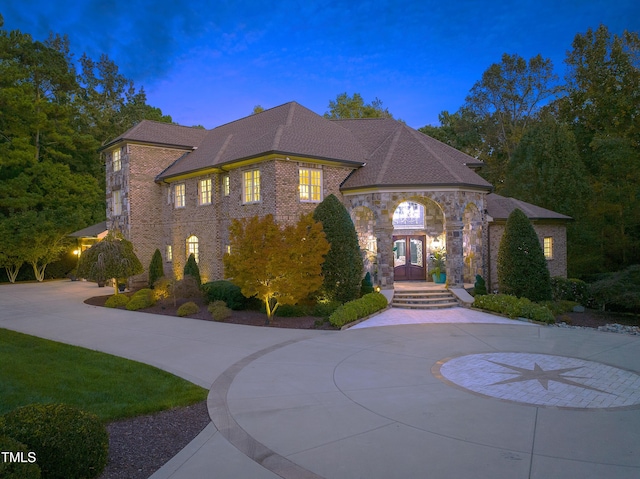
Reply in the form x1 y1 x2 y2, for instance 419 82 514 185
324 93 393 119
223 214 329 323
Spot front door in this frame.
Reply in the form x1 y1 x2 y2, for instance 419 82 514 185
393 235 425 281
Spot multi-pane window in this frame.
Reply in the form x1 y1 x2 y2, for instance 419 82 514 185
112 149 121 172
174 183 185 208
544 237 554 259
223 175 230 196
299 168 322 202
186 235 199 263
112 189 122 216
199 179 212 205
243 169 260 203
166 245 173 262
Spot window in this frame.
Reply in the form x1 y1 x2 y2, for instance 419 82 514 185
223 174 230 196
112 149 121 172
299 168 322 202
199 179 212 205
174 184 185 208
186 235 199 263
544 237 554 259
243 169 260 203
166 245 173 262
112 189 122 216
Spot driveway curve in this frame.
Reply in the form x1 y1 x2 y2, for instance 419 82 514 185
2 281 640 479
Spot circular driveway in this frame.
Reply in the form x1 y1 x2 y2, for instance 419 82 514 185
2 281 640 479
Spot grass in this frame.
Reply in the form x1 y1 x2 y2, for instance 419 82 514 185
0 328 208 422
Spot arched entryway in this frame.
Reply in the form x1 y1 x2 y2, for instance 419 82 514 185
391 199 445 282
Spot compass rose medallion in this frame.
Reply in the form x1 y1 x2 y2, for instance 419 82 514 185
433 352 640 409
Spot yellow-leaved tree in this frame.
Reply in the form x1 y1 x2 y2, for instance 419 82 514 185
223 214 330 324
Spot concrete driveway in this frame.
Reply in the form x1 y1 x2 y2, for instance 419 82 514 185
1 280 640 479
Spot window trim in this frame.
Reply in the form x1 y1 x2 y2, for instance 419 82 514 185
166 244 173 262
222 174 230 196
174 183 186 208
543 236 554 260
299 167 323 202
112 189 122 216
112 148 121 172
198 178 212 205
186 235 199 263
242 169 261 204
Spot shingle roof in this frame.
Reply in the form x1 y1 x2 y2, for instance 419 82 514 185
486 194 572 221
336 118 492 190
102 121 208 150
68 221 108 237
107 101 492 190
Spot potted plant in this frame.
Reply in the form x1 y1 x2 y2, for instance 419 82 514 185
430 248 446 284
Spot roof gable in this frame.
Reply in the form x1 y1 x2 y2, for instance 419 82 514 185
486 194 572 221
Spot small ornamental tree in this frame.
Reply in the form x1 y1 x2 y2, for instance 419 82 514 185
312 194 363 303
497 208 552 301
183 253 201 286
224 214 330 324
148 249 164 288
76 232 144 295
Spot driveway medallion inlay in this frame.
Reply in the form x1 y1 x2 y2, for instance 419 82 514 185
433 352 640 409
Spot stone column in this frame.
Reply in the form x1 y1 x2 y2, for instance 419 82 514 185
374 225 395 290
446 220 464 287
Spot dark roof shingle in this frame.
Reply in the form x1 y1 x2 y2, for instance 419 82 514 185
486 194 572 221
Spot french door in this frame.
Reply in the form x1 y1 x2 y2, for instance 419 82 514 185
393 235 426 281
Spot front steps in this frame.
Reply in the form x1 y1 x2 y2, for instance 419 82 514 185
392 287 459 310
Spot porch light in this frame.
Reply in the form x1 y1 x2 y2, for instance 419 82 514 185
74 249 82 256
375 285 381 293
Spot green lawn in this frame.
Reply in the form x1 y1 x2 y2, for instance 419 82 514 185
0 328 208 421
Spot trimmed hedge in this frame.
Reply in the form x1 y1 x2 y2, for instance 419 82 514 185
0 435 41 478
125 288 155 311
473 294 555 324
550 277 591 305
104 294 130 308
177 301 199 317
202 281 247 310
208 301 232 321
0 404 108 479
329 292 388 328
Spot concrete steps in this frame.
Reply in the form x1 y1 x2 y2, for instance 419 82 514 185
392 288 459 310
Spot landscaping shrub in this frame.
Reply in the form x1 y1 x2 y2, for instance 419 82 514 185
474 274 487 296
312 300 342 319
173 276 203 300
329 292 388 328
148 249 164 288
539 300 579 316
104 293 130 308
550 277 591 305
1 404 108 479
313 194 363 303
497 209 552 302
202 280 247 310
0 435 41 479
177 301 199 317
183 253 201 286
125 288 155 311
590 265 640 312
152 276 174 302
360 272 374 296
275 304 310 317
208 301 232 321
473 294 555 323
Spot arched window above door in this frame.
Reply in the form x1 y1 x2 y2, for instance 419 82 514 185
393 201 424 229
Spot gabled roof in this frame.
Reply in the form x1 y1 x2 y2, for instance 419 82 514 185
68 221 108 238
336 118 492 191
106 101 492 190
486 194 572 222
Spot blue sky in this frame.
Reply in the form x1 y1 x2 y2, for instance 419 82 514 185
3 1 639 129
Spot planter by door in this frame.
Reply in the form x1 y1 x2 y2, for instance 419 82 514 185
393 235 425 280
432 273 446 284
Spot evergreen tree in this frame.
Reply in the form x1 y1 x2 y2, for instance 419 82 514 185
148 249 164 288
497 209 552 301
183 253 201 286
313 194 363 303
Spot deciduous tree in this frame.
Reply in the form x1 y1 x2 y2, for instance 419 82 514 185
324 93 393 119
224 214 329 324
